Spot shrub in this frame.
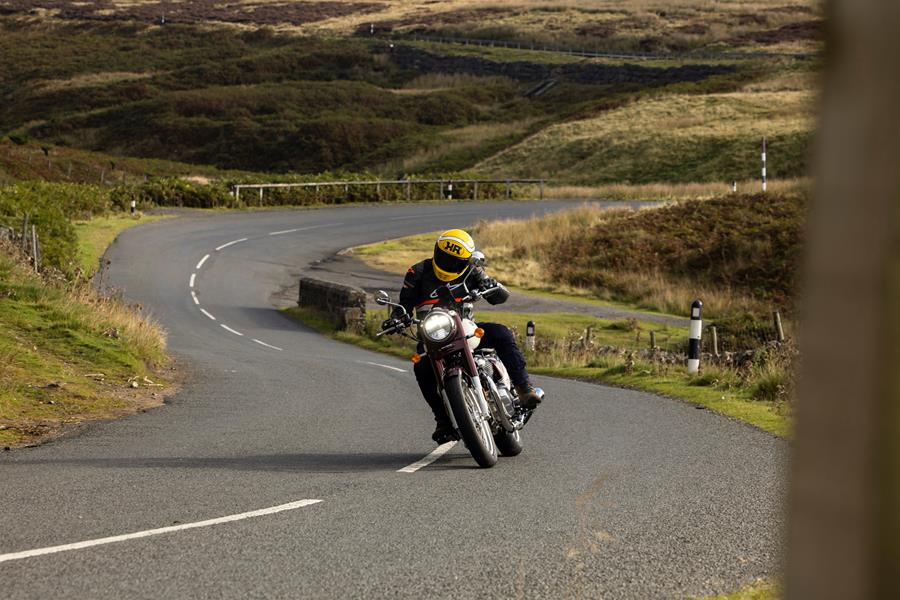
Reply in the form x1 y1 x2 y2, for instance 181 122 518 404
0 182 111 274
111 179 233 209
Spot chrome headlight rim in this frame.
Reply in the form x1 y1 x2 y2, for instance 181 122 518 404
421 311 456 343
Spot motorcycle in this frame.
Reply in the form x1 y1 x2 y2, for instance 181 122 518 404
376 252 542 468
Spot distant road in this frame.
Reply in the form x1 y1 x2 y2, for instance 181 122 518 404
0 201 785 598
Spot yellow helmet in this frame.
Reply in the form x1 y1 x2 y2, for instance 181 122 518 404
432 229 475 282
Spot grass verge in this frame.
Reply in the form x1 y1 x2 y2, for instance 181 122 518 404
74 213 169 276
0 237 172 447
284 306 789 438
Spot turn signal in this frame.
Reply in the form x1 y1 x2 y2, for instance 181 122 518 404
474 327 485 338
410 353 422 364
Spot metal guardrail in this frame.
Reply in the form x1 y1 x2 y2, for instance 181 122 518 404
233 178 547 203
400 34 817 62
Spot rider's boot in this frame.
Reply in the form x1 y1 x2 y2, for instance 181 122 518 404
432 420 459 444
515 383 543 410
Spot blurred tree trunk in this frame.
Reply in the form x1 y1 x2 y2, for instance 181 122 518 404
787 2 900 599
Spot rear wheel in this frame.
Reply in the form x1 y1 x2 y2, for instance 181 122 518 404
495 429 523 457
445 373 498 468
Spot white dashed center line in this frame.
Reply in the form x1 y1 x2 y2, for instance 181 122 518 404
215 238 247 251
196 254 210 269
220 324 243 336
191 291 199 305
252 339 283 351
189 273 196 288
200 308 216 321
363 361 407 373
0 500 323 564
268 223 342 236
398 442 457 473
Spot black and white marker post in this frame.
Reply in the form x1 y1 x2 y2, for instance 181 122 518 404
688 300 703 374
130 199 136 215
525 320 536 352
761 137 768 193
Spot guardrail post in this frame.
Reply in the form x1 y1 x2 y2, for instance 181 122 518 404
540 179 545 201
406 180 412 201
473 181 478 201
235 186 241 203
525 320 535 351
688 300 703 374
447 182 453 201
258 188 263 206
505 180 511 200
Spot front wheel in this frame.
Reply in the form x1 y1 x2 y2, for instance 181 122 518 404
495 429 523 457
445 374 498 468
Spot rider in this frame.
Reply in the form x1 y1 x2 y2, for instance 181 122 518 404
381 229 542 444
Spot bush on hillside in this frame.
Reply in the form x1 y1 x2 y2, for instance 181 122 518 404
111 179 233 209
549 193 805 309
0 182 111 274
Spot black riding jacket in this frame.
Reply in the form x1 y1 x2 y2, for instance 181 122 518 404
394 259 509 318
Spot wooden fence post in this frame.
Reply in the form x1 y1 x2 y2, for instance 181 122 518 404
649 330 657 350
21 214 29 252
773 311 785 342
710 325 719 358
31 225 38 272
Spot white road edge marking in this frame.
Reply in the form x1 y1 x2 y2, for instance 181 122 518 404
196 254 210 269
252 339 283 351
200 308 216 321
397 441 457 473
0 500 323 564
268 222 342 236
191 291 199 305
220 324 244 336
189 273 196 288
215 238 248 251
363 361 407 373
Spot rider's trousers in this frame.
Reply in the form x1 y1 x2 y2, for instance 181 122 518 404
413 322 528 424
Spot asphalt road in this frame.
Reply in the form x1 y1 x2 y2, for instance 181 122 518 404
0 201 786 599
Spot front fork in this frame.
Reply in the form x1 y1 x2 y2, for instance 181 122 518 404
441 368 493 432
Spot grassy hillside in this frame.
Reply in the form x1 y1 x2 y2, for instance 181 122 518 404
476 195 805 317
478 82 816 184
4 1 821 56
0 244 170 447
0 4 820 185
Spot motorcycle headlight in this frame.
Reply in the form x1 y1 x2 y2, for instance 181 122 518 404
421 311 455 343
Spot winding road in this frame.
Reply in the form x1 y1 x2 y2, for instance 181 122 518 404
0 201 786 599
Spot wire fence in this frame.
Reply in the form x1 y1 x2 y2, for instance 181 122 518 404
0 216 42 272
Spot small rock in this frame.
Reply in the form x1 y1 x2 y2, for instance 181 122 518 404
47 400 55 405
3 447 9 451
45 382 62 389
130 381 139 388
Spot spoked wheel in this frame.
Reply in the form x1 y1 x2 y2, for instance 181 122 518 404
446 373 498 468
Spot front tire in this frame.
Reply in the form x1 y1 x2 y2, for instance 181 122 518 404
445 374 498 468
495 429 523 457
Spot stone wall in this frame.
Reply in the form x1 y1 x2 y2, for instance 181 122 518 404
298 276 366 332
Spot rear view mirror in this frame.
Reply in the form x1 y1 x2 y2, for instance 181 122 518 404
375 290 391 305
470 251 487 267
